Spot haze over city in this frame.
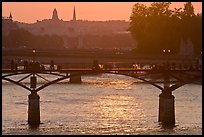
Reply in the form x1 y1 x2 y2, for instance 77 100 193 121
2 2 202 23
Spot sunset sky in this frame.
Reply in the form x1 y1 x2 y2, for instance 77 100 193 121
2 2 202 23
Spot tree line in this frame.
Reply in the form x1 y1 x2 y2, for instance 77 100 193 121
128 2 202 55
2 28 64 49
2 28 136 50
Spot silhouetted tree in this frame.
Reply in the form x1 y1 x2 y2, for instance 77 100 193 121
129 2 202 55
183 2 195 17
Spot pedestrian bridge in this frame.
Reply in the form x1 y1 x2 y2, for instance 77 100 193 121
2 68 201 93
2 66 202 128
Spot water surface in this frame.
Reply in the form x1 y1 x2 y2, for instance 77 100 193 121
2 74 202 135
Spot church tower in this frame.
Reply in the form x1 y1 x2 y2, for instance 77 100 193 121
52 8 59 20
9 12 12 19
73 6 76 21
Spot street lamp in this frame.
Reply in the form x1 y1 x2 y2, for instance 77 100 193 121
163 49 171 53
167 49 171 53
163 49 171 69
32 48 36 63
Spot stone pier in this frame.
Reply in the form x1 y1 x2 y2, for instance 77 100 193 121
28 74 40 126
158 71 175 127
28 92 40 126
70 73 82 83
158 92 175 126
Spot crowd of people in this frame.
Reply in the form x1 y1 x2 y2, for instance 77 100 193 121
10 59 62 71
10 59 201 71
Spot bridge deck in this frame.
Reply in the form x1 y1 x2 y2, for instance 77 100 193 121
2 68 202 74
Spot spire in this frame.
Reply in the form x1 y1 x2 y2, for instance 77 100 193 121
52 8 59 20
9 12 12 19
73 6 76 21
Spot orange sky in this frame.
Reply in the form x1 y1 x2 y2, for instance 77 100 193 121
2 2 202 23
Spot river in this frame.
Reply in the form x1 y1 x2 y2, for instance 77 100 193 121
2 73 202 135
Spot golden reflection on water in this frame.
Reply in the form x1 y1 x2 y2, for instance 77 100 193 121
99 96 135 120
92 94 146 133
87 78 147 134
95 79 133 90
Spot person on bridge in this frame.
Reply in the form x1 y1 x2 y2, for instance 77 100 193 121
14 63 18 70
23 60 28 70
57 65 62 71
10 59 14 70
50 60 54 70
92 59 100 70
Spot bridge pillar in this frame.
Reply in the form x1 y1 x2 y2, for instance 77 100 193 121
70 73 81 83
28 91 40 126
158 92 175 127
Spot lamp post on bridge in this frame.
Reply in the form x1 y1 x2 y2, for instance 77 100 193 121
162 49 171 59
162 49 171 55
162 49 171 70
31 48 37 88
159 49 175 127
32 48 36 63
28 48 40 127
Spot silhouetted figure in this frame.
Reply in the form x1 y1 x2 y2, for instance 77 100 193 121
15 63 18 70
152 64 157 70
10 59 14 70
50 60 54 70
23 60 28 70
57 65 62 71
28 62 32 70
92 59 100 70
103 64 112 70
35 62 41 71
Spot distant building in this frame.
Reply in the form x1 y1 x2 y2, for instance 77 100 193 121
2 12 19 36
52 8 59 21
3 7 135 49
16 8 73 33
16 7 129 34
72 6 76 22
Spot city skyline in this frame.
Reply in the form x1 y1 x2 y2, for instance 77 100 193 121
2 2 202 23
